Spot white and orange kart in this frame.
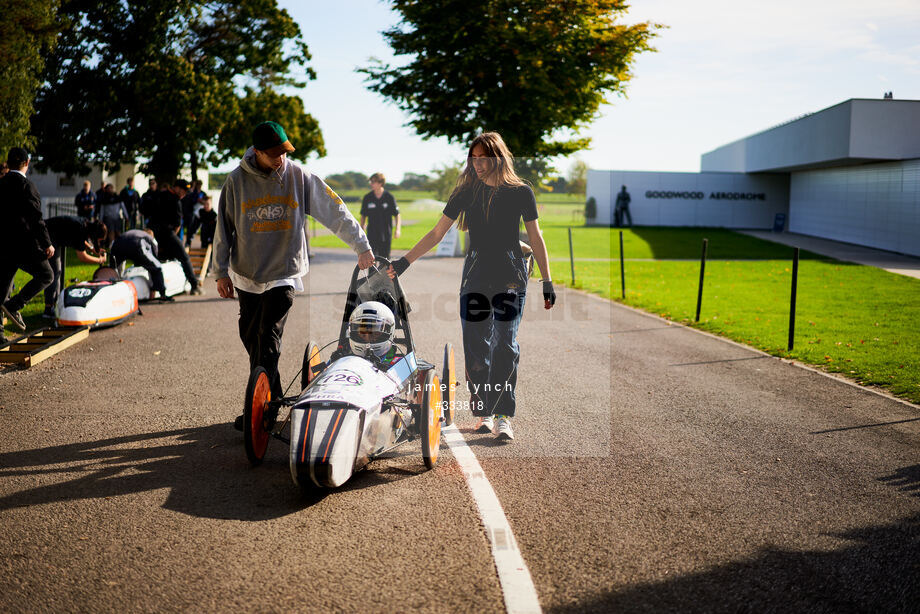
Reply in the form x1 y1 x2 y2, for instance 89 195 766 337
124 260 191 300
55 267 139 329
241 257 457 491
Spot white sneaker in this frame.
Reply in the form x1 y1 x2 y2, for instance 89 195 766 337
476 415 494 433
495 416 514 441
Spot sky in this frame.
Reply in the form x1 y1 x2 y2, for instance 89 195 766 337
251 0 920 183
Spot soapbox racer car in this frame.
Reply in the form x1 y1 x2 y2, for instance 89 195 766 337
55 261 192 328
241 257 458 490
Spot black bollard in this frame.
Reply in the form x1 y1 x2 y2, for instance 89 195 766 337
788 247 799 351
695 238 708 322
619 231 625 299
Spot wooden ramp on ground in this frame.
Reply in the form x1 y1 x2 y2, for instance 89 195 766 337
188 245 212 283
0 326 90 368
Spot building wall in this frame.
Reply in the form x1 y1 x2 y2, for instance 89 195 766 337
586 170 790 229
789 159 920 256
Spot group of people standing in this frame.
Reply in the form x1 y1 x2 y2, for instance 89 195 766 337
0 151 216 340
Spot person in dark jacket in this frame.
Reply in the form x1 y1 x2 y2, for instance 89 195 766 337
0 148 55 331
42 216 108 316
111 229 168 299
120 177 141 229
74 180 96 219
143 180 200 294
198 194 217 248
140 178 157 226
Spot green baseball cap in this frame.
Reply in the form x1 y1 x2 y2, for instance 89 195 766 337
253 121 296 156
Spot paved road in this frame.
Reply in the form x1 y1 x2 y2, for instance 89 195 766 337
1 248 917 612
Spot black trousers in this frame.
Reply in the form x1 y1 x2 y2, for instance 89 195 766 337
237 286 296 398
153 228 198 291
0 254 54 312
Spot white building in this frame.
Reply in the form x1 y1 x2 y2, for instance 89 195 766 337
587 98 920 257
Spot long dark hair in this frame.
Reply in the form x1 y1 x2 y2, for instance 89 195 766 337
449 132 526 231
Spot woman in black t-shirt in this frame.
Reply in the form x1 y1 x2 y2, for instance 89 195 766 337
389 132 556 441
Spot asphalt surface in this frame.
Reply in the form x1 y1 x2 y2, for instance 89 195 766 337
1 247 918 613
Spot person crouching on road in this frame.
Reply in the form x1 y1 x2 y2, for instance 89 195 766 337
213 120 374 428
388 132 556 441
110 229 169 300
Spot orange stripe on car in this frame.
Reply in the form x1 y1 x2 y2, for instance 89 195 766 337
322 409 344 463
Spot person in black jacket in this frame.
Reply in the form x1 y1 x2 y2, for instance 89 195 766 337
120 177 141 229
142 180 200 294
74 180 96 219
0 148 55 331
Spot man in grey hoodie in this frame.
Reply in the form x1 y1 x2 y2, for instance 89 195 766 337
214 121 373 418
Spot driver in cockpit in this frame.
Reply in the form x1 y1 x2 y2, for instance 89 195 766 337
348 301 401 367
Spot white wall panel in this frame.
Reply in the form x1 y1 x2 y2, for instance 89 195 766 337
789 159 920 256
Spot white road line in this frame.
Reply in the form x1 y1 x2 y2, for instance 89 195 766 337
442 424 542 614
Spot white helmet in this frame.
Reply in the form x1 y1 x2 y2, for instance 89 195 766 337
349 301 396 358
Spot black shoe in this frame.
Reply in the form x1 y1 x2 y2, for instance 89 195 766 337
2 303 25 331
234 414 244 431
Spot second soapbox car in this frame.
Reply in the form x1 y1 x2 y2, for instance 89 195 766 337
241 257 458 490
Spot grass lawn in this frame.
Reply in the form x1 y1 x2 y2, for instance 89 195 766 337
561 229 920 405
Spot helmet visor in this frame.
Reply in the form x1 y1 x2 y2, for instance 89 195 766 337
349 321 391 344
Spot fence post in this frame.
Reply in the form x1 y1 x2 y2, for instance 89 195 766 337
788 247 800 351
695 238 708 322
568 227 575 285
619 230 625 299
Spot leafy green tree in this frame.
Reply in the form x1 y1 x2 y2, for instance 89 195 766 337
567 158 588 195
0 1 60 154
428 162 463 201
325 171 369 191
398 172 431 190
361 1 658 181
32 0 323 183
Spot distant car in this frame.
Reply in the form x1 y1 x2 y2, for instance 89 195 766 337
241 257 457 490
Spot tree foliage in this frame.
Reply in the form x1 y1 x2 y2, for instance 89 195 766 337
0 0 60 154
428 162 463 201
32 0 323 183
567 158 588 194
361 0 658 178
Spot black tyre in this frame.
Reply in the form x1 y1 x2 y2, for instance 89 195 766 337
301 341 323 391
420 369 442 469
244 366 272 466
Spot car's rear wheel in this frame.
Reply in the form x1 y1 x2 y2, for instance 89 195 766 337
421 369 442 469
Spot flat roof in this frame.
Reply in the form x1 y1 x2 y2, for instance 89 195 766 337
701 98 920 173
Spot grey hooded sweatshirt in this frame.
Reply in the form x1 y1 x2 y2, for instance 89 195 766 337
214 147 370 283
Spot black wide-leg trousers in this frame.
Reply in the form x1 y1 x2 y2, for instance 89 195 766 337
237 286 296 398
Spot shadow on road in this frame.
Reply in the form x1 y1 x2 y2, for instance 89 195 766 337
879 464 920 498
0 424 428 519
546 512 920 614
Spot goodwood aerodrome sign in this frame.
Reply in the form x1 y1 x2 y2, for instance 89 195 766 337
644 190 767 201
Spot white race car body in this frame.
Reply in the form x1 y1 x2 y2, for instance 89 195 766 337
290 352 419 488
124 261 191 300
56 279 139 329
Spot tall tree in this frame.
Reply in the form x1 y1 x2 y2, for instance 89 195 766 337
32 0 324 183
361 0 658 181
0 0 60 154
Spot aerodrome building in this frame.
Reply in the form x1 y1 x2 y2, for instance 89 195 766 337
586 98 920 257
